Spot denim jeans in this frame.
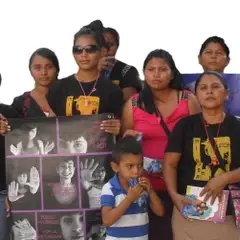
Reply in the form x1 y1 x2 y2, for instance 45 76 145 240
0 193 9 240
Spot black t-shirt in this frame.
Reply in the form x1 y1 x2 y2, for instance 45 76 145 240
11 92 47 118
102 60 142 92
165 113 240 195
0 104 19 191
47 74 123 117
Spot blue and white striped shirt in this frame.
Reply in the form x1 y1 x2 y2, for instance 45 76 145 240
100 174 149 240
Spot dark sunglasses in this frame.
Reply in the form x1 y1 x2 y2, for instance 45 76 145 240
72 45 100 54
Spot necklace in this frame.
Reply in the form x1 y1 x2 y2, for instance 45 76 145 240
202 117 222 166
75 74 99 107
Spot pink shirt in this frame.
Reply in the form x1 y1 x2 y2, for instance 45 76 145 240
132 92 190 191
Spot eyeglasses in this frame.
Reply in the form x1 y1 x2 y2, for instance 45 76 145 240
72 45 100 54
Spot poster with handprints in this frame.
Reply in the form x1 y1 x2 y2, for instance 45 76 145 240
5 114 114 240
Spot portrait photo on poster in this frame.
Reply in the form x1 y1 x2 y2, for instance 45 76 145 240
38 211 85 240
6 157 41 210
11 213 36 240
86 210 106 240
58 114 115 154
80 155 108 209
5 117 57 156
42 156 79 209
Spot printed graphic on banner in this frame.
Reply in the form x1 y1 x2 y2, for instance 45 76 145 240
5 114 113 240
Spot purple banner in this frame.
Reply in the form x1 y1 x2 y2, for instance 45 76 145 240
5 114 112 240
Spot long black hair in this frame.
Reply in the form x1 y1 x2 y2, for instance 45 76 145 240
138 49 184 114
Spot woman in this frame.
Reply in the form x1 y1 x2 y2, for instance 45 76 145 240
164 71 240 239
0 47 59 239
97 26 142 101
11 47 59 117
47 21 122 135
186 36 230 93
9 124 55 155
121 49 201 240
60 213 84 240
198 36 230 73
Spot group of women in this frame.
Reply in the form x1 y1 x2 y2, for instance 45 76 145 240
0 18 240 240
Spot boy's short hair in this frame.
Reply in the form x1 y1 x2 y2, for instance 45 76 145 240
111 136 143 164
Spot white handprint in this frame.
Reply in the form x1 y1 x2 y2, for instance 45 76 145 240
44 141 55 154
80 159 99 190
12 218 37 240
37 140 54 154
8 181 24 202
10 142 23 155
25 167 40 194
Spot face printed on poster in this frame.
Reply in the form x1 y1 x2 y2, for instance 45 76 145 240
42 157 79 209
38 212 84 240
5 118 57 156
80 156 107 209
6 157 41 210
58 115 114 154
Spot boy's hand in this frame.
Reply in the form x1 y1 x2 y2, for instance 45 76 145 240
126 184 144 203
138 177 152 193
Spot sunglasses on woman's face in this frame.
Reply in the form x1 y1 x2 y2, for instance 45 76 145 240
72 45 100 54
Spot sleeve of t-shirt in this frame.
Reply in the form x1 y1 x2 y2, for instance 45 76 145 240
100 183 115 207
47 81 62 115
0 104 18 118
165 118 187 153
11 95 25 117
119 66 142 92
109 84 124 118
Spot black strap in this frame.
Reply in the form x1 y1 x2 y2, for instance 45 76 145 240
155 107 171 137
207 129 226 170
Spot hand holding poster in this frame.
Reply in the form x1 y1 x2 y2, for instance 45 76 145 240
5 114 113 240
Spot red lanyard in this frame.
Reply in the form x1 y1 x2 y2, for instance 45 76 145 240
203 120 221 166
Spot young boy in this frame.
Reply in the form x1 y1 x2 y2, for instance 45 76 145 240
100 136 164 239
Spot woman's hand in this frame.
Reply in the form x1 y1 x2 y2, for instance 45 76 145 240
0 114 10 135
123 129 142 138
101 119 120 136
172 193 193 213
200 174 228 204
97 57 115 72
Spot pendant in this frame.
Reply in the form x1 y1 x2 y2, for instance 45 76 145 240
212 155 217 166
84 98 88 107
92 87 96 92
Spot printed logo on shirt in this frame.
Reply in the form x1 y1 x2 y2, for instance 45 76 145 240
192 136 231 181
112 80 120 85
66 96 100 116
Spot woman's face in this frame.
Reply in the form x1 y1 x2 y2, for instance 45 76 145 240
28 128 37 141
196 74 228 109
60 213 84 240
73 35 102 71
144 57 173 90
93 166 106 183
57 160 75 180
30 55 57 87
17 173 28 185
198 42 229 73
72 137 88 153
104 32 118 57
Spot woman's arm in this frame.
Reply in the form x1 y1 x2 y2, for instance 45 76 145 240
188 93 201 115
121 99 134 135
